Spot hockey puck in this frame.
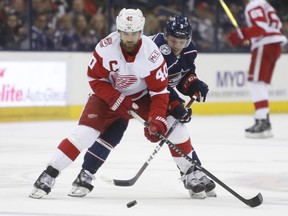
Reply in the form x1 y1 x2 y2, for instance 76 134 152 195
127 200 137 208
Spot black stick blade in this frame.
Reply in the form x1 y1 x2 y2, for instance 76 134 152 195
246 193 263 207
113 179 135 187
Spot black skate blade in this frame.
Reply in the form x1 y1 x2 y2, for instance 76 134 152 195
246 193 263 207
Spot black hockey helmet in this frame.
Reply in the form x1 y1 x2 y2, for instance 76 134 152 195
165 15 192 40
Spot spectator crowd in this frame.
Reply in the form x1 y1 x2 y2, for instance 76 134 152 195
0 0 287 52
0 0 107 51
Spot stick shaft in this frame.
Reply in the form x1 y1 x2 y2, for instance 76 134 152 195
103 97 195 186
131 111 263 208
219 0 244 39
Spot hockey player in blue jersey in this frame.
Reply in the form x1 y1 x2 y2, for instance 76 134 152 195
148 15 216 199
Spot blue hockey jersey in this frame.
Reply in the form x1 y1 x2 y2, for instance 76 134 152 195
150 33 198 101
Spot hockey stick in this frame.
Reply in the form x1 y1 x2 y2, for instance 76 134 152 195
100 96 197 187
219 0 249 45
219 0 243 38
130 111 263 208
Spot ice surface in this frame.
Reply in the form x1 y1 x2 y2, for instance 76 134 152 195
0 114 287 216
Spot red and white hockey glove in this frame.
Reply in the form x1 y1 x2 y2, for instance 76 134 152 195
107 93 138 120
228 26 264 47
228 24 266 47
228 31 245 47
144 116 169 143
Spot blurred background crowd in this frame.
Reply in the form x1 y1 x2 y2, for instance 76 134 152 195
0 0 287 52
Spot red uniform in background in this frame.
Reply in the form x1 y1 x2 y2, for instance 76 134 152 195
229 0 287 138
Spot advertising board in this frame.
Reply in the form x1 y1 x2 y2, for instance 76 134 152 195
0 61 67 107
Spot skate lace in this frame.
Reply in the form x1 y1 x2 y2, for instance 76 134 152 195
199 175 211 185
180 172 201 187
41 172 55 188
79 170 95 184
193 170 211 184
248 120 271 132
256 121 270 131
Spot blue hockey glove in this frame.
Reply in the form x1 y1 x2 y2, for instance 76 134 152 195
180 74 209 102
171 104 192 123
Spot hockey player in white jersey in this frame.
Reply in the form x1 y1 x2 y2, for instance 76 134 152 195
29 8 170 199
228 0 287 138
68 15 216 200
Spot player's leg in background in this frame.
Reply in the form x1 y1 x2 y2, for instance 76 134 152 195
245 43 282 138
166 116 216 199
68 119 128 197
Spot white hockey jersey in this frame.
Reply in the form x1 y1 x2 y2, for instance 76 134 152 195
88 32 168 101
245 0 288 50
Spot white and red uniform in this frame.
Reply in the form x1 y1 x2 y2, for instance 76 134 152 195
241 0 287 119
244 0 287 51
49 32 169 171
81 32 169 130
243 0 287 83
89 32 168 107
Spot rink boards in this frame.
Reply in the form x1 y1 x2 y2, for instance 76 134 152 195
1 52 287 122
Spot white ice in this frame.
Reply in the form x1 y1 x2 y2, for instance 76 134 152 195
0 114 288 216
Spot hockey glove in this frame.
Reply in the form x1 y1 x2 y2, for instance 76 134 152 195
182 74 209 102
171 104 192 123
228 25 265 47
228 31 245 47
107 93 138 120
144 116 168 143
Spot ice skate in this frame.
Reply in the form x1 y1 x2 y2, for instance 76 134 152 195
193 170 216 197
29 166 59 199
245 118 273 138
68 169 95 197
181 167 206 199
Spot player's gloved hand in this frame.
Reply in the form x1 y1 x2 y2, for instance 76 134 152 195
228 31 245 47
193 80 209 102
171 104 192 123
144 116 168 143
182 74 209 102
107 93 138 120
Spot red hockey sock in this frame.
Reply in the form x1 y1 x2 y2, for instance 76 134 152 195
169 138 193 157
58 138 80 161
254 100 269 110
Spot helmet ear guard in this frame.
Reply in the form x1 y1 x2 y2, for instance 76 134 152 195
164 15 192 48
116 8 145 34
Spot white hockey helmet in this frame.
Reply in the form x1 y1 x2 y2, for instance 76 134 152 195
116 8 145 33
